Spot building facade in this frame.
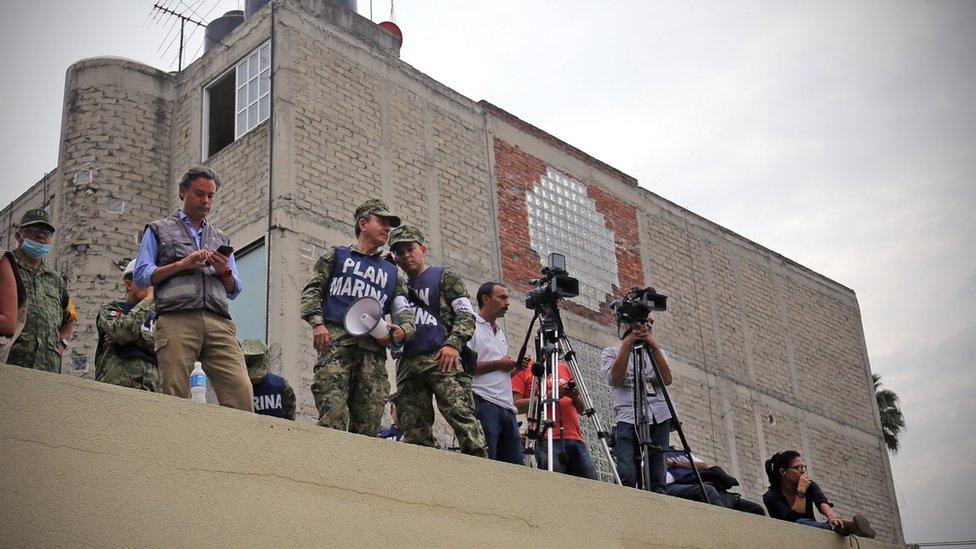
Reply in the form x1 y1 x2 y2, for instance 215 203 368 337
0 0 903 542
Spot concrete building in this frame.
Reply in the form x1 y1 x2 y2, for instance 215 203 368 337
0 0 902 542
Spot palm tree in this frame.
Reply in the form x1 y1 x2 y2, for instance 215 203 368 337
873 373 906 453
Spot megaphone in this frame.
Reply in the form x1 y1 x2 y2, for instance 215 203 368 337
343 297 390 340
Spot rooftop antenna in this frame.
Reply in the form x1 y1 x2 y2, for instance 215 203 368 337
150 1 209 71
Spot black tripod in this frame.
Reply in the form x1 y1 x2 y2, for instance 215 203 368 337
631 340 709 502
517 306 622 485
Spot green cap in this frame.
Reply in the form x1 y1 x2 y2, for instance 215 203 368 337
387 225 425 250
241 339 268 377
18 208 56 233
354 199 401 228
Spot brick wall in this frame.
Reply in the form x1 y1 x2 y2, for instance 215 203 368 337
50 59 174 375
487 114 901 541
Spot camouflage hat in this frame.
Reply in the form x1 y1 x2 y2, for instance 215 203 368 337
241 339 269 376
387 225 425 250
18 208 56 233
353 199 401 227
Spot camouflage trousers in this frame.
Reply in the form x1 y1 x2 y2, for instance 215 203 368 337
312 344 389 435
95 357 161 392
7 344 62 373
395 362 488 458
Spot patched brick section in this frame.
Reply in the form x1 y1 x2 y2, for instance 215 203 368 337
493 138 643 325
494 138 545 293
586 184 646 306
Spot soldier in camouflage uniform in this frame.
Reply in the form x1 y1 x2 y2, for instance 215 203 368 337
299 200 416 435
94 259 159 391
243 339 297 420
7 208 77 371
388 225 488 457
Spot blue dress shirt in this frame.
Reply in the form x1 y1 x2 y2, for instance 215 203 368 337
134 211 243 299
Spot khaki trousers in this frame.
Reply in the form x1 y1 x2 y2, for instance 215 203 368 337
155 309 253 412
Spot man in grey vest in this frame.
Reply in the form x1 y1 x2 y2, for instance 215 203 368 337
134 166 252 411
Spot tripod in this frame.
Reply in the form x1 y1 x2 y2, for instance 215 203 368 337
631 340 709 502
517 306 622 485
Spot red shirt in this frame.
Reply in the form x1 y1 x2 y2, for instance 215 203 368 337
511 361 583 441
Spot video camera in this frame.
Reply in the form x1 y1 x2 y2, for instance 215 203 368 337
610 286 668 324
524 253 579 310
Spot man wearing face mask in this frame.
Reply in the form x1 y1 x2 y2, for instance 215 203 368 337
7 208 77 372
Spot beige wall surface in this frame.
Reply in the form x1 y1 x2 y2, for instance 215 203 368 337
0 364 897 549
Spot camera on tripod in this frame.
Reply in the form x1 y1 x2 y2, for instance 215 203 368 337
610 286 668 324
524 253 579 310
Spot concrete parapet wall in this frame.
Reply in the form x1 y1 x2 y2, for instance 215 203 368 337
0 364 895 548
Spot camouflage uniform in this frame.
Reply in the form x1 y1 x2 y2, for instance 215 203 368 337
7 209 75 372
388 225 487 457
243 339 297 420
95 299 160 391
299 200 415 435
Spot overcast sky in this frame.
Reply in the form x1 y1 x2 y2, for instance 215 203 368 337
2 0 974 544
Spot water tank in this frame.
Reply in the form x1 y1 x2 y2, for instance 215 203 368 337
246 0 357 18
204 10 245 53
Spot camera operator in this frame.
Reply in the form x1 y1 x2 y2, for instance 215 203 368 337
600 314 673 491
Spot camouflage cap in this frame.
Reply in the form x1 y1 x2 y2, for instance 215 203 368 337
18 208 56 233
387 225 425 250
353 199 401 227
241 339 269 376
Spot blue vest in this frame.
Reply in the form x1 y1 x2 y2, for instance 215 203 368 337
322 246 399 325
403 267 447 356
252 372 288 419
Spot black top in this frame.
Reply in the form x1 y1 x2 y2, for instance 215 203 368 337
762 480 831 522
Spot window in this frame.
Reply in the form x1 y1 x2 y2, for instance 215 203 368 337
204 41 271 159
525 167 620 311
227 239 268 342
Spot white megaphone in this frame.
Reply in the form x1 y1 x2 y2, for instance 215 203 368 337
343 297 391 340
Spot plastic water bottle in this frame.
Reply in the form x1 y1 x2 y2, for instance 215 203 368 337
190 361 207 403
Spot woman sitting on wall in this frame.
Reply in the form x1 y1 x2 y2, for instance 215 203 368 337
762 450 876 538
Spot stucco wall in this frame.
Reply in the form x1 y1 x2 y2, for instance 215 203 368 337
0 364 897 549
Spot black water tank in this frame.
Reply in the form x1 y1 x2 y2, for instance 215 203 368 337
246 0 358 18
204 10 245 53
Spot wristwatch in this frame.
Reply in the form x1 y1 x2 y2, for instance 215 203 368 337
796 490 806 498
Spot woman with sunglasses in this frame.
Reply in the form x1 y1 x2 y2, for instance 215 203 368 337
762 450 876 538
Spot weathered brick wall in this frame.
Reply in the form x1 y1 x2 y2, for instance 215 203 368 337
488 115 901 542
205 123 270 238
272 4 497 417
37 59 173 375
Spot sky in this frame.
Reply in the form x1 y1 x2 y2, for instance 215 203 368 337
2 0 975 544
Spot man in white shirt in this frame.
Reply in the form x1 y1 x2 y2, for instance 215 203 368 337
467 282 523 464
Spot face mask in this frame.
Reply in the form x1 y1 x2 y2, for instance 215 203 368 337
20 238 50 260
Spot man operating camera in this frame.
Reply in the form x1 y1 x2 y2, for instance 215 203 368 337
600 290 674 492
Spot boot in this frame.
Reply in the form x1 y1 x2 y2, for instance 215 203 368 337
853 514 877 538
835 515 877 538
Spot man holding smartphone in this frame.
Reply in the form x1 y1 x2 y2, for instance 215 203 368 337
134 165 252 411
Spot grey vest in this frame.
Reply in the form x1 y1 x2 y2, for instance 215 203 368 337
147 212 232 318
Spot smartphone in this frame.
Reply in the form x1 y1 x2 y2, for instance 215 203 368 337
216 245 234 256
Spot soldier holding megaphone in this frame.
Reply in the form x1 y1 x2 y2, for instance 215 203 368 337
299 200 415 436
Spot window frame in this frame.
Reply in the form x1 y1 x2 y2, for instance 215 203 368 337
201 40 272 161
